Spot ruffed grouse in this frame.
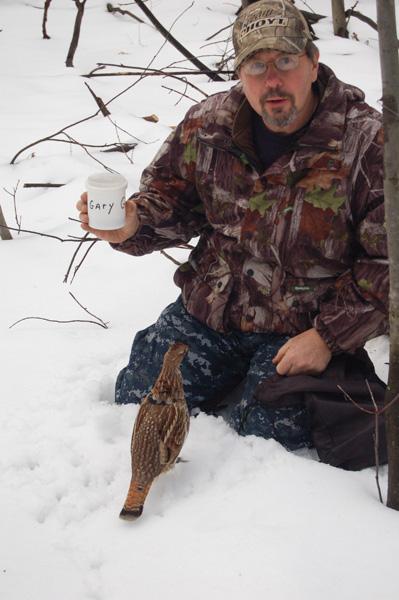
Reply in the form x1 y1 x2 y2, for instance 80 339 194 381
120 341 189 520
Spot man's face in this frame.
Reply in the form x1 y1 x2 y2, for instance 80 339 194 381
239 49 319 134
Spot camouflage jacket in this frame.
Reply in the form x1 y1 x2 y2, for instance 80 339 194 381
114 64 388 353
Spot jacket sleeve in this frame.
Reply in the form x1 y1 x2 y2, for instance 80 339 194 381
314 128 389 353
112 105 207 257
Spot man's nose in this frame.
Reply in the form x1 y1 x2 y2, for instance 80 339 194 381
263 63 282 86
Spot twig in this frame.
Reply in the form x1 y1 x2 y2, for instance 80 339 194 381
3 181 21 231
87 64 211 97
61 131 116 172
0 223 97 242
84 82 111 117
70 240 98 284
106 2 145 23
9 291 108 330
162 84 198 105
84 65 233 77
366 380 384 504
121 0 225 82
9 316 107 329
205 22 233 42
68 292 108 327
64 232 91 283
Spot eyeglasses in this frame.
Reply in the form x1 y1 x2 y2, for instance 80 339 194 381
241 53 304 77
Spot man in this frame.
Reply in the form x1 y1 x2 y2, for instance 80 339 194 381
77 0 388 452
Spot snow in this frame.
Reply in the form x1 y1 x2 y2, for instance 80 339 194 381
1 1 398 599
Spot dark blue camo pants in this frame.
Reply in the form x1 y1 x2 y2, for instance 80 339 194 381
115 297 312 450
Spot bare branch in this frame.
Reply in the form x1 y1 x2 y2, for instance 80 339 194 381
42 0 52 39
9 291 108 330
366 380 384 504
68 292 108 327
3 181 21 231
9 316 107 329
64 232 91 283
23 182 64 188
84 82 111 117
345 7 378 32
66 0 87 68
0 223 97 243
121 0 226 82
205 22 233 42
106 2 145 23
70 240 98 284
162 84 199 105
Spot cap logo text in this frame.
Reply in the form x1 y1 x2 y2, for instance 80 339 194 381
240 17 289 40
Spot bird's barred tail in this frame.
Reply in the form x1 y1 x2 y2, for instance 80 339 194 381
119 479 152 520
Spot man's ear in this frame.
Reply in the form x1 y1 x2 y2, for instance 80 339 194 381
311 50 320 82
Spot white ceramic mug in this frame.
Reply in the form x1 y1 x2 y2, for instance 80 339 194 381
86 172 128 230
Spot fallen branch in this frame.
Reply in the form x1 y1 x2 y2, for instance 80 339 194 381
9 291 108 330
23 182 65 188
85 64 211 97
101 143 137 153
106 2 144 23
83 64 233 77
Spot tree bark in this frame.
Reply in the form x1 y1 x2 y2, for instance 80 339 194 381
377 0 399 511
65 0 87 68
0 205 12 240
332 0 348 38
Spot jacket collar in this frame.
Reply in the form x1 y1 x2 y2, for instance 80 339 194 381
227 63 365 175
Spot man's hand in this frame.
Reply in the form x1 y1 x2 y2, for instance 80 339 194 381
272 328 332 376
76 192 140 243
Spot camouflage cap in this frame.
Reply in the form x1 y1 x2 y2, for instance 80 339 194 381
233 0 312 69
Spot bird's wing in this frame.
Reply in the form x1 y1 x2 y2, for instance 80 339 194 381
157 404 189 467
131 404 162 481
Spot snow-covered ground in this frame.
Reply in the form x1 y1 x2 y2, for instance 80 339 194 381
1 1 398 599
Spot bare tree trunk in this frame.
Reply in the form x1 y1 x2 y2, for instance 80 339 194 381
332 0 348 37
0 205 12 240
377 0 399 511
65 0 87 68
42 0 52 39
